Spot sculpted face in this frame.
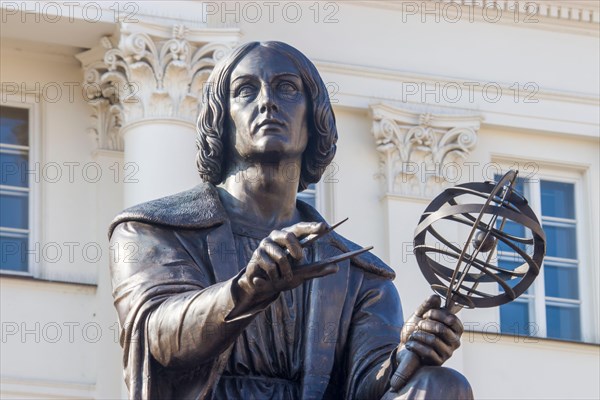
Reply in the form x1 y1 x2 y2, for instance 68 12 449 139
227 46 309 163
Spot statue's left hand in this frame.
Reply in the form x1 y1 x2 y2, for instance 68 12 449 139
397 295 463 366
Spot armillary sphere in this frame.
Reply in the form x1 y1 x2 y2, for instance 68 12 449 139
390 170 547 392
413 169 546 310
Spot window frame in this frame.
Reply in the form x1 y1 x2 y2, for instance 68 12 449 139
493 158 596 343
1 94 42 278
297 179 335 222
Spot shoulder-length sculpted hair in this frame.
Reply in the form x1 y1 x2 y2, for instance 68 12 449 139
195 41 338 192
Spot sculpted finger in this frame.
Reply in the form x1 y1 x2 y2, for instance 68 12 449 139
417 320 461 349
413 295 442 318
255 248 280 282
246 255 261 277
251 275 268 291
410 330 436 347
294 262 339 281
423 309 464 335
283 221 327 239
270 230 303 260
405 340 444 366
261 239 293 282
246 259 268 290
411 331 453 361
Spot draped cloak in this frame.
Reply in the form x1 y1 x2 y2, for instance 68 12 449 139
108 182 404 399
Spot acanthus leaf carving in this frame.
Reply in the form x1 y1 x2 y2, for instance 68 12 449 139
371 104 481 199
77 23 238 151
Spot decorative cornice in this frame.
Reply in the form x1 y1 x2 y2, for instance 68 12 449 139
76 22 238 151
355 0 599 36
371 103 481 199
315 60 600 106
317 60 598 139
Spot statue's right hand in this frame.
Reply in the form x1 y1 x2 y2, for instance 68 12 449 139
236 221 339 302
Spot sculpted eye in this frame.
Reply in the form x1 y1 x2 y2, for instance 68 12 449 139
278 81 299 100
236 84 257 98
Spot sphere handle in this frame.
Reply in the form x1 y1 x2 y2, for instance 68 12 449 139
390 348 421 392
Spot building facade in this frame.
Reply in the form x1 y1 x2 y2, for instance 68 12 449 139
1 1 599 398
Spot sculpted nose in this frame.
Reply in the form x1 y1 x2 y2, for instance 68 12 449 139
259 85 278 113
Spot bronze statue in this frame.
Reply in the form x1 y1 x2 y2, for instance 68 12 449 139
108 41 473 399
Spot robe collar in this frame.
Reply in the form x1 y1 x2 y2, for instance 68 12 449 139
108 182 395 280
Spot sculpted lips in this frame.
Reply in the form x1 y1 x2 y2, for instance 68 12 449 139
254 118 285 134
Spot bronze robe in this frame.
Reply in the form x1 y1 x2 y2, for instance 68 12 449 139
108 183 403 399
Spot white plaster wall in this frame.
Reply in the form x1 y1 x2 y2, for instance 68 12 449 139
1 43 99 284
329 107 389 264
462 333 600 399
0 279 98 385
0 42 124 398
236 2 599 96
231 2 598 141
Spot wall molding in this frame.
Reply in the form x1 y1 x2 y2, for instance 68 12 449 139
317 60 599 139
0 376 95 399
315 60 599 107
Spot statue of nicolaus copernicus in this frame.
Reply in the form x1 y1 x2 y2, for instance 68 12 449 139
108 41 473 400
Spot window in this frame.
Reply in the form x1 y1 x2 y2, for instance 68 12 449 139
497 173 583 341
297 183 317 209
0 105 31 274
299 181 335 223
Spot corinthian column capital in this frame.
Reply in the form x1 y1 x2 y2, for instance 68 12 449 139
371 103 481 199
77 22 239 151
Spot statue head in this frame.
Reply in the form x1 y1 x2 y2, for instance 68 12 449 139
195 41 338 191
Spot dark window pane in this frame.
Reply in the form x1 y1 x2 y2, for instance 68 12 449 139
543 224 577 259
0 151 29 187
541 181 575 219
498 258 531 294
297 192 316 209
500 301 531 336
298 184 317 209
494 174 528 253
498 258 522 272
544 264 579 300
0 106 29 146
497 258 522 288
546 304 581 341
497 220 527 253
514 177 525 194
494 174 525 197
0 234 28 272
0 191 29 229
